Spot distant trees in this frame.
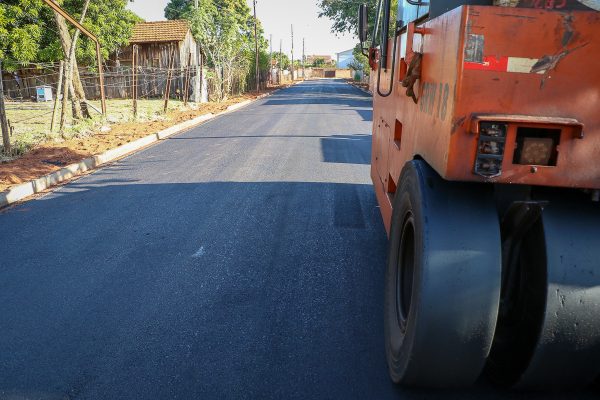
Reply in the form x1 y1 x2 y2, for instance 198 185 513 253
313 58 325 68
271 51 290 70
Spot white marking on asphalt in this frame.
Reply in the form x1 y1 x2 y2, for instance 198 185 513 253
192 246 206 257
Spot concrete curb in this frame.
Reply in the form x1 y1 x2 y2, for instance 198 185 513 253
0 89 281 209
226 100 252 112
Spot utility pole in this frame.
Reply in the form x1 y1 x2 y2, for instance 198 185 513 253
279 39 282 84
253 0 259 93
163 45 175 113
302 38 305 80
0 60 10 153
183 52 192 106
291 25 294 81
194 0 202 102
269 34 273 85
132 44 138 118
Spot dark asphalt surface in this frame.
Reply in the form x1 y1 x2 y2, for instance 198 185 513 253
0 80 595 399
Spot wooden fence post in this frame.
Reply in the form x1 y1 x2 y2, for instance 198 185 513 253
163 46 175 113
183 52 192 106
0 60 11 153
132 44 138 118
50 61 65 132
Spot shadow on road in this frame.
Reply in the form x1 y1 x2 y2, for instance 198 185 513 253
0 181 390 399
0 180 595 399
320 134 371 165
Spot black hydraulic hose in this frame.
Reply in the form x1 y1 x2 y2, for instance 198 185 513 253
376 30 398 97
380 0 391 68
376 0 399 98
371 0 383 49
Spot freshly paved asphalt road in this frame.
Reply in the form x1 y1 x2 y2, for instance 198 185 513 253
0 80 596 399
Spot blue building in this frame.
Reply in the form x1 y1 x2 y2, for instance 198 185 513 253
336 48 356 69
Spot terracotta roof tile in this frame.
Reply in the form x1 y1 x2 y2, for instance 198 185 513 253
130 20 190 43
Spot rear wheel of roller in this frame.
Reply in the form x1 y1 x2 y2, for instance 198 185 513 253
486 195 600 388
384 160 502 387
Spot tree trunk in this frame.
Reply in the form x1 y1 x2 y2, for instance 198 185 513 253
50 60 64 132
52 1 90 119
59 0 91 133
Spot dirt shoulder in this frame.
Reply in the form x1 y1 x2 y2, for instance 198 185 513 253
346 80 371 94
0 90 275 192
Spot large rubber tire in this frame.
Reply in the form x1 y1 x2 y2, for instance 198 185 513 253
513 196 600 388
484 209 548 387
384 160 502 387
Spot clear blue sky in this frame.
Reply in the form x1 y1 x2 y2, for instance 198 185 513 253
126 0 358 58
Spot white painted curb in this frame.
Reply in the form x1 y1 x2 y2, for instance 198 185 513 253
0 89 283 209
226 100 252 112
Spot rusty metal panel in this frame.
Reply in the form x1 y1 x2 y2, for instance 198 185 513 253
494 0 600 11
451 7 600 187
371 5 600 234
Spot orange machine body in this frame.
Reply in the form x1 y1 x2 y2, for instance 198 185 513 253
371 6 600 233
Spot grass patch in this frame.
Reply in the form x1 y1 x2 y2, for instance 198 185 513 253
3 98 186 152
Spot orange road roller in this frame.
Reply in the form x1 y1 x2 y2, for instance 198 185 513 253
359 0 600 388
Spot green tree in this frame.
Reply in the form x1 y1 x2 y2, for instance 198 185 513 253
0 0 140 70
271 51 290 70
70 0 141 65
317 0 397 39
317 0 379 35
313 57 325 67
0 0 46 68
348 43 370 76
165 0 268 99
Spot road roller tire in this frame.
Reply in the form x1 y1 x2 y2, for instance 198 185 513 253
384 160 502 387
488 194 600 388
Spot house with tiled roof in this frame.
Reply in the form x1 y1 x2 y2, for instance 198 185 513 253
130 20 191 44
113 20 205 102
116 20 199 70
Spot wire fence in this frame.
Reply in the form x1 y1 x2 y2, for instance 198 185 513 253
2 62 272 104
1 64 203 102
0 62 274 157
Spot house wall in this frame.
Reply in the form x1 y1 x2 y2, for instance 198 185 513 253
120 41 180 69
178 31 199 68
336 50 355 69
117 33 204 102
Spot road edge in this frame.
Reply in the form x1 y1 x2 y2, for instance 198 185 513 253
346 80 373 96
0 90 279 209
